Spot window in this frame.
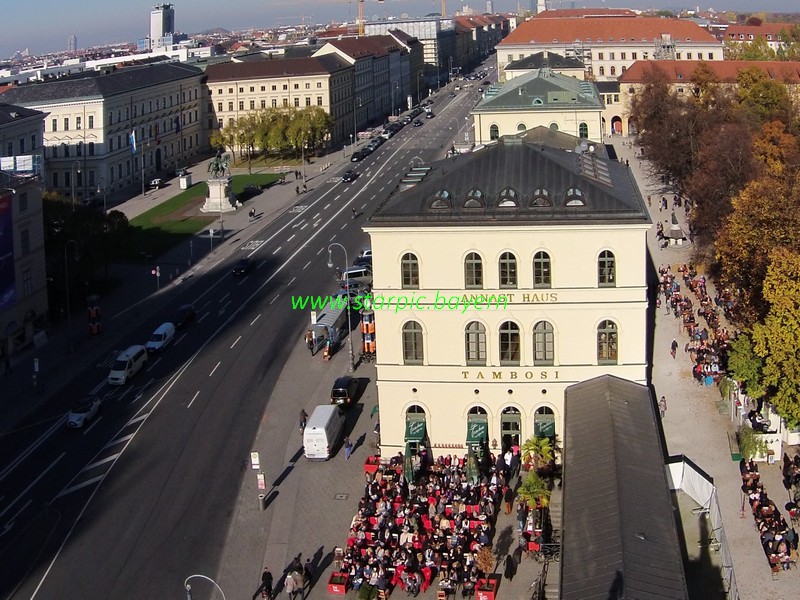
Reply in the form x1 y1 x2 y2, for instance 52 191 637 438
293 98 300 107
238 101 244 111
708 52 714 60
533 251 551 288
549 122 559 131
89 142 95 156
621 66 626 74
464 252 483 289
516 123 526 132
579 122 588 138
565 188 585 206
52 172 59 188
317 96 323 106
63 117 69 131
261 100 266 109
430 190 451 209
687 52 692 60
610 66 616 76
272 85 277 91
51 118 57 132
250 100 255 110
293 83 299 90
610 52 615 60
21 229 30 255
597 320 618 364
228 102 234 112
250 86 255 92
533 321 554 366
489 124 499 140
305 97 311 106
499 252 517 288
632 52 638 60
317 82 322 88
23 269 32 298
76 116 82 130
498 187 518 207
464 189 484 208
305 82 310 89
499 321 520 366
282 84 288 90
238 87 243 93
598 250 616 287
620 52 626 60
401 253 419 289
465 322 486 366
530 188 551 207
19 138 24 153
597 52 604 60
76 142 82 156
402 321 424 364
18 192 28 212
599 66 605 76
88 115 94 129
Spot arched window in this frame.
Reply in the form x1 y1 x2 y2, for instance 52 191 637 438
464 189 484 208
530 188 551 207
549 122 559 131
464 252 483 289
565 188 585 206
430 190 452 209
597 319 618 364
532 97 544 105
407 404 426 416
469 406 488 415
579 122 588 139
533 251 551 288
499 252 517 289
465 321 487 366
533 321 554 366
621 65 627 73
599 66 605 76
489 124 500 140
598 250 616 287
499 321 520 366
517 123 526 132
401 253 419 289
610 66 616 76
498 187 519 207
402 321 424 364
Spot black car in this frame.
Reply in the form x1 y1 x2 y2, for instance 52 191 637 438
342 170 357 182
482 80 491 86
449 92 456 98
232 257 255 276
413 120 422 127
353 255 372 268
330 376 359 407
351 151 365 162
426 112 435 119
174 304 196 328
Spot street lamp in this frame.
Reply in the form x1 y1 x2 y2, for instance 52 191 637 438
70 160 81 211
184 574 227 600
353 96 362 151
416 71 423 105
97 178 107 216
64 240 79 351
349 133 354 157
327 243 355 373
393 81 399 116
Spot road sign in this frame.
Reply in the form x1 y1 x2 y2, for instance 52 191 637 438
257 472 266 490
250 451 260 470
311 311 317 325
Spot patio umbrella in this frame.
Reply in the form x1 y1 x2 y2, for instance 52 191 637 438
370 404 380 417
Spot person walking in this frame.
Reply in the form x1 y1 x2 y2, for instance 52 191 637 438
344 436 354 460
295 185 300 195
503 485 514 515
284 573 297 599
659 396 667 419
670 339 678 359
302 183 307 193
303 559 314 594
351 207 356 219
299 409 308 433
253 567 274 599
305 329 314 355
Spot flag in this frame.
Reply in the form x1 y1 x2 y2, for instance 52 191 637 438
130 129 137 154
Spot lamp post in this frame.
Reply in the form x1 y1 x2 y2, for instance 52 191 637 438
327 243 354 373
70 160 81 211
416 71 423 105
184 574 227 600
353 96 362 150
97 178 107 216
393 81 399 116
349 133 354 157
64 240 79 351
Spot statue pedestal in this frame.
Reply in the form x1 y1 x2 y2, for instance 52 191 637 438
201 177 236 214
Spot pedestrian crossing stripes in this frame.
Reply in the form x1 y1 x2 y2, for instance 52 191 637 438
241 240 265 251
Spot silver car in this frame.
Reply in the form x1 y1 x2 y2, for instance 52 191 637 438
67 396 102 428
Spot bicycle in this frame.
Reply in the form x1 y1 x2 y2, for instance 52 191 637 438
533 543 560 563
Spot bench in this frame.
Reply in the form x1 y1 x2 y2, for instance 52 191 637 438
728 431 742 462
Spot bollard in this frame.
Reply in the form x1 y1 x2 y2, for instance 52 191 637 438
258 493 267 511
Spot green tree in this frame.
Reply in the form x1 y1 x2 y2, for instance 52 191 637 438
520 436 553 472
725 36 777 61
736 66 794 124
777 25 800 61
727 333 765 399
517 472 550 509
752 248 800 426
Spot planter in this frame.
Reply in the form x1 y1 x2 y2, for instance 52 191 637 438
476 575 500 600
327 572 349 595
364 455 381 475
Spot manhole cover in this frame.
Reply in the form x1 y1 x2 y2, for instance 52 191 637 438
334 493 348 500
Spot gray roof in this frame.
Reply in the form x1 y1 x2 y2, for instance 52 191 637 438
0 103 44 126
206 54 351 82
368 130 649 227
475 68 602 112
0 62 203 106
505 51 584 71
595 80 620 94
561 376 689 600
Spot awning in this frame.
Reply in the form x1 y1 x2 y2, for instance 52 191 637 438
405 419 426 442
466 420 488 444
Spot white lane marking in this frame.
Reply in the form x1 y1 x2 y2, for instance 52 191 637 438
117 388 132 402
287 277 296 286
287 234 295 242
219 300 231 314
187 390 200 408
370 195 376 200
335 195 341 201
105 433 135 448
340 223 347 230
174 332 188 347
82 417 102 436
270 295 279 305
380 186 386 191
324 203 331 209
238 277 248 286
313 212 320 219
330 235 336 241
361 203 367 209
56 475 105 498
313 219 321 227
209 361 221 376
197 312 209 324
257 260 266 269
250 313 261 325
219 292 230 304
272 246 282 255
230 335 241 349
300 223 308 230
0 417 64 483
90 380 106 395
316 247 324 255
81 454 120 472
0 452 64 520
146 357 162 372
303 261 311 270
126 414 148 426
2 498 31 533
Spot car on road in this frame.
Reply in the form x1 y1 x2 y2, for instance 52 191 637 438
67 396 102 428
342 170 358 182
449 92 456 98
145 322 176 353
413 120 423 127
426 112 435 119
359 247 373 259
232 257 255 276
330 376 359 408
175 168 188 177
351 150 365 162
174 304 196 328
481 80 491 86
353 255 372 268
149 178 164 189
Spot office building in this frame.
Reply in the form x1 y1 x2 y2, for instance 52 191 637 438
150 3 176 50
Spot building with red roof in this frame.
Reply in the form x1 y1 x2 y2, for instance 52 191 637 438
725 23 792 54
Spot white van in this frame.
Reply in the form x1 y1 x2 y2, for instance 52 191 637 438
303 405 346 461
340 265 372 287
107 345 148 386
145 322 175 353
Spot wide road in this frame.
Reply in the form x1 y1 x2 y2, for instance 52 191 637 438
0 78 487 599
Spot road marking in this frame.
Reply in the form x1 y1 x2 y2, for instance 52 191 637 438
361 203 367 209
287 234 295 242
105 433 135 448
300 223 308 230
90 380 106 395
380 186 386 191
335 195 341 201
82 417 102 436
330 235 336 241
209 361 221 376
313 212 320 219
257 260 266 269
0 452 64 520
370 195 376 200
174 332 188 347
270 294 279 305
230 335 241 349
0 417 65 483
81 454 120 472
250 313 261 325
1 498 31 536
241 240 265 251
324 203 331 209
197 312 209 324
126 414 148 426
219 300 231 314
56 475 105 499
287 276 296 286
316 247 324 255
303 261 311 270
188 390 200 408
219 292 230 303
272 246 282 255
313 219 321 227
147 357 161 371
237 276 248 286
117 388 132 402
340 223 347 230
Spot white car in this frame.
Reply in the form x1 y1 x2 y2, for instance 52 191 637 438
67 396 102 428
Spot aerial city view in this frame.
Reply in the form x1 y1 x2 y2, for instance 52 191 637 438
2 0 800 598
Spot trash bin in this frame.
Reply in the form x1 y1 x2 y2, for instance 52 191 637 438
179 175 192 189
258 493 267 511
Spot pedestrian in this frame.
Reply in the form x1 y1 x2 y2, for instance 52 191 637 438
302 183 307 193
305 329 314 354
284 573 297 599
253 567 273 599
303 559 314 589
659 395 667 419
344 436 353 460
299 409 308 433
503 485 514 515
295 185 300 195
503 554 517 581
351 207 356 219
515 501 528 532
670 339 678 359
625 158 629 167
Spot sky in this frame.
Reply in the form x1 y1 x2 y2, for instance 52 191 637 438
3 0 799 59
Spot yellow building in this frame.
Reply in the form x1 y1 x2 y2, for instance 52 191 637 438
364 131 650 460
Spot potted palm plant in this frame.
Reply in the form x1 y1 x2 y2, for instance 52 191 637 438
475 546 500 600
520 436 554 474
518 471 551 510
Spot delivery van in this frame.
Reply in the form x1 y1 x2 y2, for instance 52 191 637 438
303 404 346 461
145 322 175 353
107 345 148 386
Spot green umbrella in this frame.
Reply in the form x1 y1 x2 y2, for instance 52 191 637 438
370 404 380 417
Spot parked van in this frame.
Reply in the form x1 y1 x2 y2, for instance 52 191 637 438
330 376 359 408
145 322 175 353
107 345 148 386
340 265 372 286
303 404 346 461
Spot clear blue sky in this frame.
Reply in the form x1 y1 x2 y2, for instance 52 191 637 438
3 0 799 59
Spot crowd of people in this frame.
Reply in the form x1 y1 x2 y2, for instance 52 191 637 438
338 451 519 597
740 459 798 574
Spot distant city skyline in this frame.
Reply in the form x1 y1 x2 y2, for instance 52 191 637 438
2 0 799 60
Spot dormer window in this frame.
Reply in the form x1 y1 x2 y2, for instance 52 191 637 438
464 189 484 208
430 190 452 209
530 188 551 207
565 188 585 206
498 187 519 208
532 98 543 105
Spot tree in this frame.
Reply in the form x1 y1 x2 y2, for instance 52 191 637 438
726 332 765 399
725 36 776 61
517 472 550 509
752 248 800 426
520 436 553 472
736 66 794 125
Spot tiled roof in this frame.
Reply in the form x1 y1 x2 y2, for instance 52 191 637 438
726 23 791 38
505 51 584 71
475 69 602 112
321 36 399 59
534 8 638 18
206 55 351 82
619 60 800 84
0 103 44 126
500 16 719 46
368 131 648 227
0 62 203 106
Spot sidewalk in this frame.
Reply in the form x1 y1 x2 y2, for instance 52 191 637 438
0 147 354 437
